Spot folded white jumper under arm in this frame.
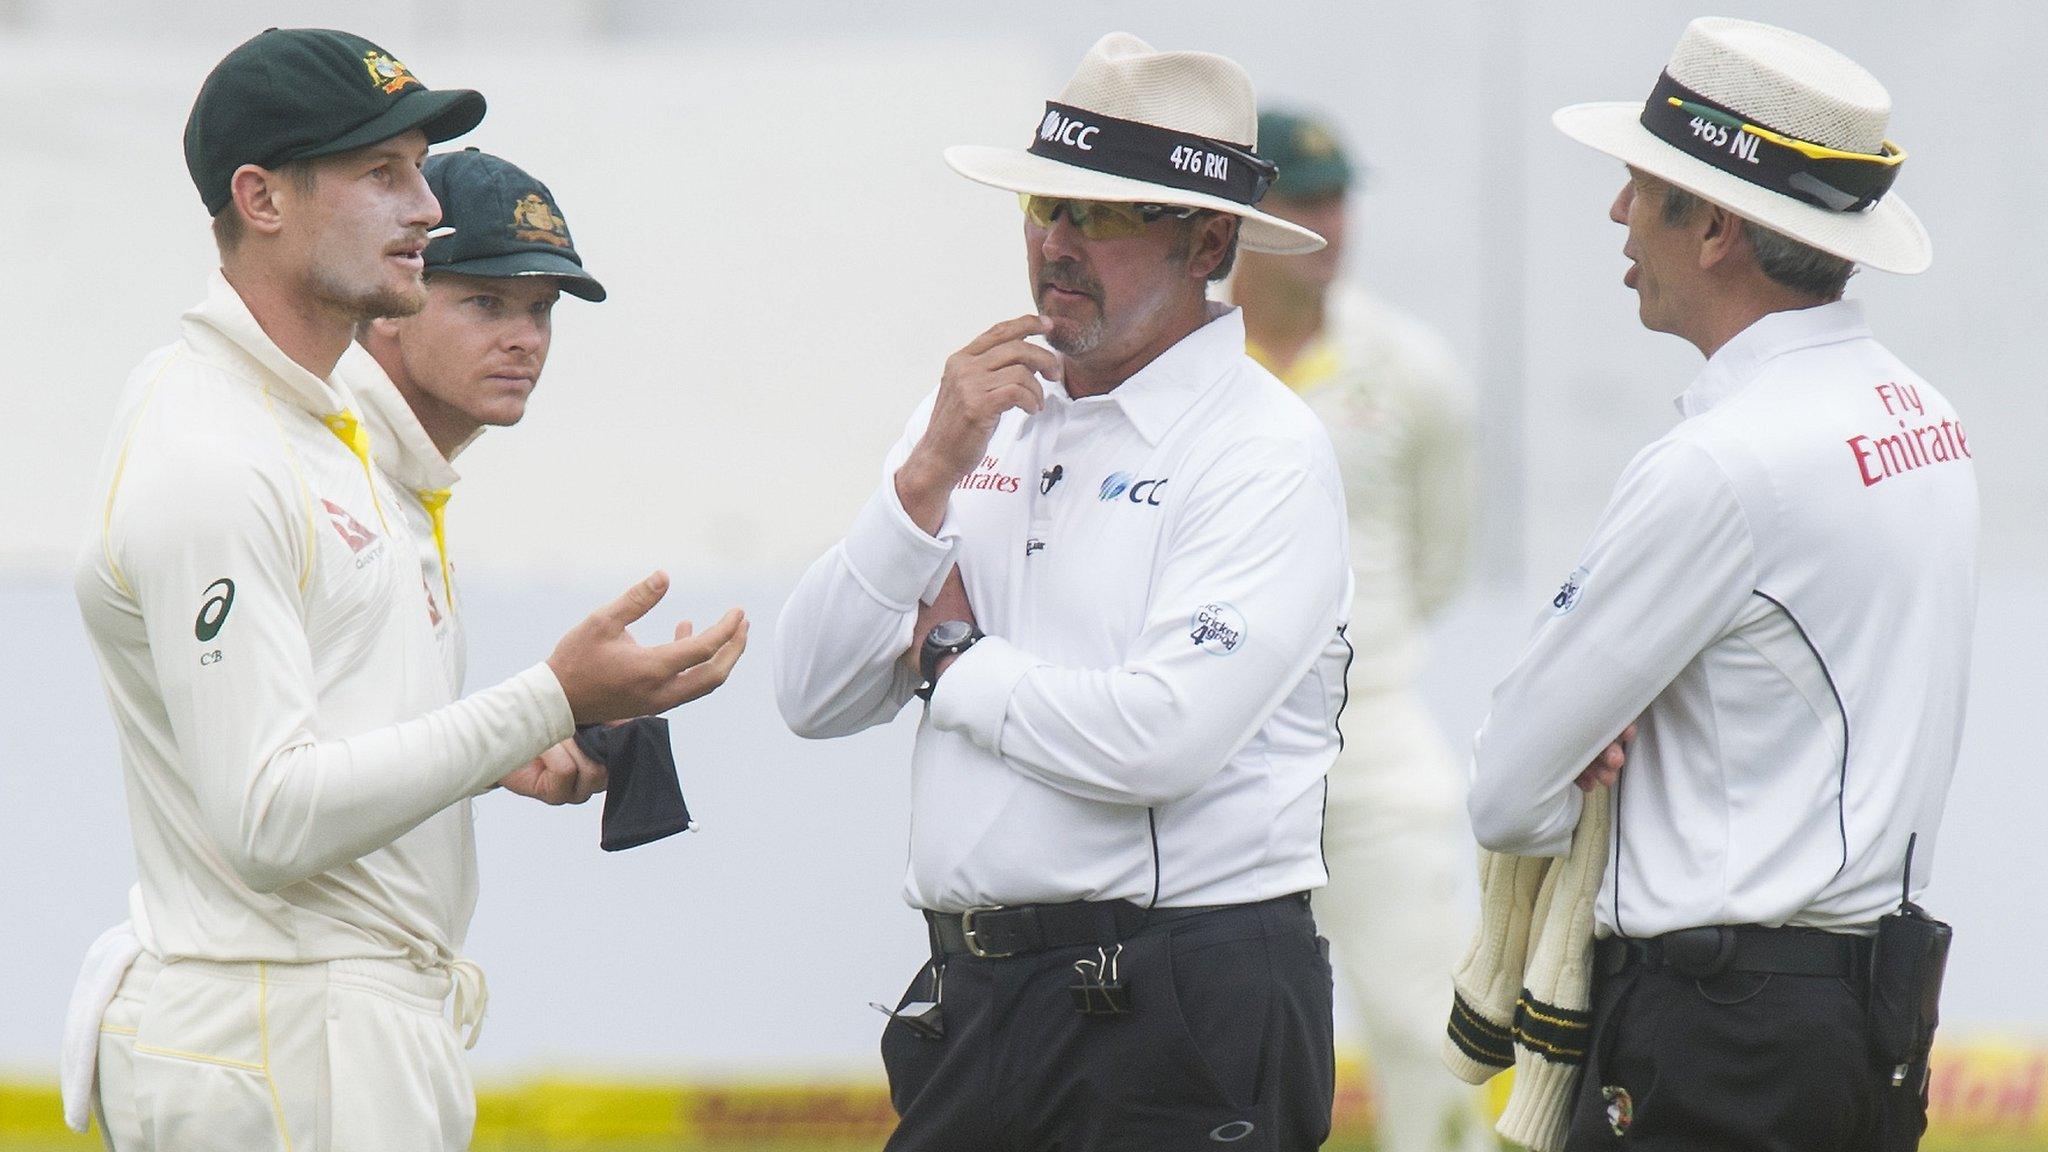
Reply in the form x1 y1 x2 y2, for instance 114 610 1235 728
1444 786 1611 1152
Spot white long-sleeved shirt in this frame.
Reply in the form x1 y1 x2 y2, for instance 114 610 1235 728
1247 283 1476 696
1469 301 1978 936
774 309 1353 912
349 348 475 696
73 272 574 967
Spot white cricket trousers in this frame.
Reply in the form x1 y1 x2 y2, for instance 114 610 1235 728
1314 687 1495 1152
95 952 475 1152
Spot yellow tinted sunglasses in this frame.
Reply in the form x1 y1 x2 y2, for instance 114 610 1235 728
1019 195 1200 240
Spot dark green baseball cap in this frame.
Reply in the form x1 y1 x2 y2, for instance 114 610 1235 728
1257 109 1355 199
421 148 606 303
185 28 486 217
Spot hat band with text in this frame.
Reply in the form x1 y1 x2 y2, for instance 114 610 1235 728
1639 71 1902 213
1025 101 1276 206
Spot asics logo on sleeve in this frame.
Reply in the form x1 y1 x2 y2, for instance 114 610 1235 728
194 578 235 642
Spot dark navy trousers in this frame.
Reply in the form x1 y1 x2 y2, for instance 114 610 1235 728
880 893 1336 1151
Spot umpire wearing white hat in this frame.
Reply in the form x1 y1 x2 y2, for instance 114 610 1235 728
1467 17 1975 1150
775 32 1350 1151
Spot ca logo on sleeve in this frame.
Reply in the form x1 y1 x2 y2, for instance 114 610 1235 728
195 578 236 642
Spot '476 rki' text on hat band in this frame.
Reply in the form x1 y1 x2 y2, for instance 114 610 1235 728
1028 101 1277 206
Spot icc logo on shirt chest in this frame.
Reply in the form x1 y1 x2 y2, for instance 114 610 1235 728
1098 471 1168 505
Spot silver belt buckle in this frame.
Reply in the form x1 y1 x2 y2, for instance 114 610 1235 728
961 905 1011 958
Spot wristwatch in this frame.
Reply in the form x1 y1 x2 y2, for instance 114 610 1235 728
916 620 984 701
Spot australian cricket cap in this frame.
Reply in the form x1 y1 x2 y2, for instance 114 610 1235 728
1256 109 1355 200
185 28 487 217
422 148 606 302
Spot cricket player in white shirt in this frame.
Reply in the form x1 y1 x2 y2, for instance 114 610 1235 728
352 146 611 799
66 30 745 1151
1233 108 1490 1152
1467 18 1975 1150
776 34 1351 1151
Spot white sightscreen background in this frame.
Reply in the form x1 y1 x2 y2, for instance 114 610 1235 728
0 1 2039 1073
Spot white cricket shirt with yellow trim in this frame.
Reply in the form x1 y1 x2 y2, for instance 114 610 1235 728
347 347 477 697
775 309 1353 912
1247 283 1476 696
73 271 575 968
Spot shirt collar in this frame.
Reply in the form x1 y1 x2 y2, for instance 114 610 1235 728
1678 299 1871 418
181 269 354 419
1053 307 1246 445
345 344 466 494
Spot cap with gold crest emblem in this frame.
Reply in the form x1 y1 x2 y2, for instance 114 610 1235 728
421 147 605 302
184 28 485 217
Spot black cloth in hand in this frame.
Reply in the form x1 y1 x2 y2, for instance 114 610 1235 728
573 717 694 851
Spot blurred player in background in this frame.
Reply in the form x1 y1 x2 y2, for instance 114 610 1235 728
65 30 744 1150
352 145 614 807
1232 109 1489 1152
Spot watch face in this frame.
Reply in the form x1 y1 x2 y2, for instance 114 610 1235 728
930 620 976 648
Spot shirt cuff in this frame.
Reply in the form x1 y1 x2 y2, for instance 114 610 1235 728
514 661 578 747
926 636 1043 754
841 481 958 609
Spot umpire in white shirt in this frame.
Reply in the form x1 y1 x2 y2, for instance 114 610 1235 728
1468 18 1976 1151
775 33 1351 1151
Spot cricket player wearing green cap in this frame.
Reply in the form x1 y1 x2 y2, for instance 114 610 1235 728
64 30 745 1150
351 147 611 749
1231 109 1492 1152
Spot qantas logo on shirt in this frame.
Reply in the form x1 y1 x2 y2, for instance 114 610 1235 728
321 499 379 552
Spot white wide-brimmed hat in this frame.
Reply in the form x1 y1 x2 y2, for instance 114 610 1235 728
1554 17 1930 274
945 32 1325 255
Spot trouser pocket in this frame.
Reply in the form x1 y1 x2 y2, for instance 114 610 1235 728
878 962 949 1119
324 982 474 1152
129 965 291 1152
1093 929 1289 1151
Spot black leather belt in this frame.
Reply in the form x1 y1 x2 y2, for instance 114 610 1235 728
1597 924 1873 980
926 900 1151 959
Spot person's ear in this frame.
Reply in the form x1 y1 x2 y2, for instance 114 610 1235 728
228 164 292 240
1697 203 1746 272
1185 214 1237 281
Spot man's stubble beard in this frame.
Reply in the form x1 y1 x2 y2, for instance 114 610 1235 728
1045 312 1104 357
310 262 428 325
1038 257 1107 357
